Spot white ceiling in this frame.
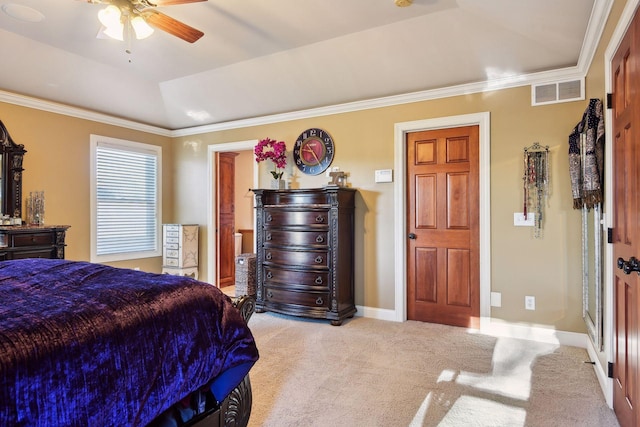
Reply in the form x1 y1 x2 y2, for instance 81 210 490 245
0 0 602 131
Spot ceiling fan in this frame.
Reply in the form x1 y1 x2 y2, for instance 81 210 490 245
86 0 207 43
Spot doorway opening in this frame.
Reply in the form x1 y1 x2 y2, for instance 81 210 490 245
207 140 259 286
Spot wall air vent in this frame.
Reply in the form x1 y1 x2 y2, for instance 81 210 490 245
531 78 584 106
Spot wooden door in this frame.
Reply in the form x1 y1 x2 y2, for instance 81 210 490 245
217 152 238 288
406 125 480 328
612 8 640 427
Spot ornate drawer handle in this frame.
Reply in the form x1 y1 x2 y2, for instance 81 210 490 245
266 233 272 241
314 256 323 264
315 297 324 305
266 271 273 279
266 214 273 222
315 235 324 243
266 252 272 260
315 215 324 223
267 291 273 299
315 276 323 285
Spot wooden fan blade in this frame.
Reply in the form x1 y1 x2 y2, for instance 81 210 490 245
148 0 207 5
142 9 204 43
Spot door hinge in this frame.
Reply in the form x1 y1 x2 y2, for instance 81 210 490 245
606 93 613 109
608 362 614 378
607 227 613 244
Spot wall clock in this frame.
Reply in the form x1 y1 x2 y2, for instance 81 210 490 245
293 128 335 175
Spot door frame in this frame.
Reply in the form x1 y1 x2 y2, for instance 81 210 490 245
600 0 640 409
207 140 259 285
393 112 491 330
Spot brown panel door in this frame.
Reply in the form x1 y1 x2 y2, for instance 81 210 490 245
217 152 238 289
407 125 480 328
612 8 640 427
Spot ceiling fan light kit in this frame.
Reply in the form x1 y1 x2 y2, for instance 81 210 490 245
88 0 206 43
130 16 154 39
98 4 154 41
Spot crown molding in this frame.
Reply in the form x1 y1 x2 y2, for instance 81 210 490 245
0 90 171 137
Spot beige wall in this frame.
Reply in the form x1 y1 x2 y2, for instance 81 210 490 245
0 103 173 272
173 87 590 332
0 0 628 335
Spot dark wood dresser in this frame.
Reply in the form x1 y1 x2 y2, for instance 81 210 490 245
0 225 70 260
253 187 356 326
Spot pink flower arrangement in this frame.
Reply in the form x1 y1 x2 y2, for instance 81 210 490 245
255 137 287 180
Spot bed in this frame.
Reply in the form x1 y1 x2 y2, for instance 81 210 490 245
0 258 259 427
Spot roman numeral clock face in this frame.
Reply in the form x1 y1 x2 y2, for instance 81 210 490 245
293 128 335 175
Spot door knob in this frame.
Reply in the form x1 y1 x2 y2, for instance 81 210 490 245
617 257 640 275
408 233 417 239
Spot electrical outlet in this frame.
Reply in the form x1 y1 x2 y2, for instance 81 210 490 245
490 292 502 307
525 296 535 310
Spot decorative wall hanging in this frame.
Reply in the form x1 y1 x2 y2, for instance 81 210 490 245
523 142 550 238
568 98 604 210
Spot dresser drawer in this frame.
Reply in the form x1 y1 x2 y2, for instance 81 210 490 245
264 230 328 247
12 248 57 259
262 191 331 206
164 249 180 258
263 248 329 268
263 266 330 288
264 210 328 227
263 286 329 309
164 258 179 267
11 232 54 247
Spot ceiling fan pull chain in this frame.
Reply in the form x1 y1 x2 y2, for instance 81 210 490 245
125 19 133 63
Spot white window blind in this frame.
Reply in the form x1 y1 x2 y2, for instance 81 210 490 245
91 136 161 262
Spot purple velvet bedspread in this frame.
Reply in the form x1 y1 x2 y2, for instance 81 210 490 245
0 259 259 426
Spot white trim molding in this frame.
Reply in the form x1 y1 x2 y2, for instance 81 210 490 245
393 112 491 330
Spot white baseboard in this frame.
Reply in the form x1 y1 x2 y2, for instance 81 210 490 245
482 319 589 348
354 305 397 322
357 304 588 348
586 342 613 408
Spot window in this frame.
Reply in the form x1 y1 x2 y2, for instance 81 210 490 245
90 135 162 262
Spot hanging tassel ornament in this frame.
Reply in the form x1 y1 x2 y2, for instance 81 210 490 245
523 142 550 238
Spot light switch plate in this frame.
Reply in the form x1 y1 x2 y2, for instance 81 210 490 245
375 169 393 183
514 212 535 226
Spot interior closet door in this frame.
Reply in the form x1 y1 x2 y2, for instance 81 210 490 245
217 152 238 289
406 125 480 328
612 7 640 427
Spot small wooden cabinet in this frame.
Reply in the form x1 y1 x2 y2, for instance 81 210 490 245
253 187 356 326
0 225 70 260
162 224 199 279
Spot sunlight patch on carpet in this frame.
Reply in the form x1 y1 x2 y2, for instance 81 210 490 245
438 395 526 426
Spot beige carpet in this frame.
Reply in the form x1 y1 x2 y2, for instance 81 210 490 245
245 312 619 427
